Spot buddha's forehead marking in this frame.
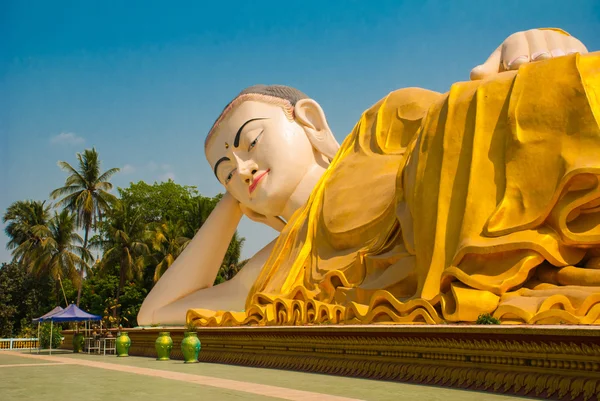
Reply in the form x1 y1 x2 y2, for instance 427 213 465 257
210 115 270 178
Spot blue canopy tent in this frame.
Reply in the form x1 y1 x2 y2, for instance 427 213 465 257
38 304 102 354
32 306 64 323
44 304 102 322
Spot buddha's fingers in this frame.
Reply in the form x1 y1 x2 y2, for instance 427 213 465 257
525 29 551 62
470 28 589 81
500 31 530 71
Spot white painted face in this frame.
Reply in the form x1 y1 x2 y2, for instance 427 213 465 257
206 100 318 217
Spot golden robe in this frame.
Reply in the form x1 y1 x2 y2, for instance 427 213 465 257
189 52 600 326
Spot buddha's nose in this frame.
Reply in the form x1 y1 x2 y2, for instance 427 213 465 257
245 169 258 184
235 155 258 183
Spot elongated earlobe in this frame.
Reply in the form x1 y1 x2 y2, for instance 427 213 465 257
294 99 340 161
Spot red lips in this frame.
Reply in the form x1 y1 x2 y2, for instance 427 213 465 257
249 169 270 193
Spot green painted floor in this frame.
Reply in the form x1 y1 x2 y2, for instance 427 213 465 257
0 351 533 401
1 363 277 401
0 353 56 365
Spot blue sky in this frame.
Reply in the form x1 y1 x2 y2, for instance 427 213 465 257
1 0 599 264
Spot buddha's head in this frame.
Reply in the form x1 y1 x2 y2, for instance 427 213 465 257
205 85 339 219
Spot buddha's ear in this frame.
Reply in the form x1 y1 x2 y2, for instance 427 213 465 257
294 98 340 161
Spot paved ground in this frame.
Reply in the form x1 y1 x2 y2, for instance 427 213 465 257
0 351 533 401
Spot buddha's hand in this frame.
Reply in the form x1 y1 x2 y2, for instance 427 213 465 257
470 28 588 80
239 203 287 232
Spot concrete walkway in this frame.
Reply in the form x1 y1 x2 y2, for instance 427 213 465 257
4 351 361 401
1 351 531 401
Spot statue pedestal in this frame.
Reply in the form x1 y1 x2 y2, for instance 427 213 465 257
61 325 600 400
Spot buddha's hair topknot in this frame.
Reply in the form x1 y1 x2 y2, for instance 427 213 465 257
205 84 309 151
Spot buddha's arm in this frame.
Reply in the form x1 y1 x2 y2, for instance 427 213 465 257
149 238 277 325
137 192 243 325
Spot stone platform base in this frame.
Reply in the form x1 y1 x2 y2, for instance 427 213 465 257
62 325 600 401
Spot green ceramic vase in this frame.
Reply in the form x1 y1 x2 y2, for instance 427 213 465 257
116 332 131 357
155 332 173 361
181 332 201 363
72 333 85 353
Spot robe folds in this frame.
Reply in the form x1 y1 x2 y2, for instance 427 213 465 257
188 52 600 326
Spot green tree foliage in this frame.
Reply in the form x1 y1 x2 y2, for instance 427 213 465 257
4 201 88 305
214 233 247 285
183 195 220 236
29 210 91 302
148 220 190 282
3 161 247 332
78 274 119 318
0 262 21 337
3 200 51 268
50 147 120 305
0 262 55 337
39 322 63 349
118 181 245 287
118 180 200 225
119 282 147 326
95 201 149 317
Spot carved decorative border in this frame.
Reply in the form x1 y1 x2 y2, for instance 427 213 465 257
62 326 600 401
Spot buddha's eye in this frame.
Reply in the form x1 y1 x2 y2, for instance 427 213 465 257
248 132 262 151
225 170 235 184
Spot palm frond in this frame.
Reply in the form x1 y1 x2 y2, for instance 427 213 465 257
154 260 167 282
49 186 83 200
64 174 87 187
56 161 86 183
130 241 149 254
95 189 118 206
52 191 82 210
97 167 120 183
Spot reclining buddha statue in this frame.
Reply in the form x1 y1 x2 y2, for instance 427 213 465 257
138 28 600 327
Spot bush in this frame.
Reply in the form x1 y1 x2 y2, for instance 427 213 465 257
476 313 501 325
39 322 63 349
17 320 35 338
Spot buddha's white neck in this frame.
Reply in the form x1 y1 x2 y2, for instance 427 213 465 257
280 156 329 222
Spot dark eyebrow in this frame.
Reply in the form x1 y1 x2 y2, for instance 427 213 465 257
234 118 267 148
213 157 230 179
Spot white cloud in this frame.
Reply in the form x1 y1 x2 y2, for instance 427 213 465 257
137 161 175 181
121 164 135 174
158 172 176 182
50 132 85 145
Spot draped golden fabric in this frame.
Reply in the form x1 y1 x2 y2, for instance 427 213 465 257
188 52 600 326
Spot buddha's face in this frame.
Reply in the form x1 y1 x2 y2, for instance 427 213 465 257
206 100 318 217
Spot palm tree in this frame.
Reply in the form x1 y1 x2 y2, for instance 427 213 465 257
217 258 248 282
50 148 120 305
223 232 245 270
183 196 218 238
96 201 149 318
3 200 51 267
148 220 190 282
214 232 246 284
29 210 91 304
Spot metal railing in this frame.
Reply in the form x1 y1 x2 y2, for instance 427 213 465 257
0 338 39 350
